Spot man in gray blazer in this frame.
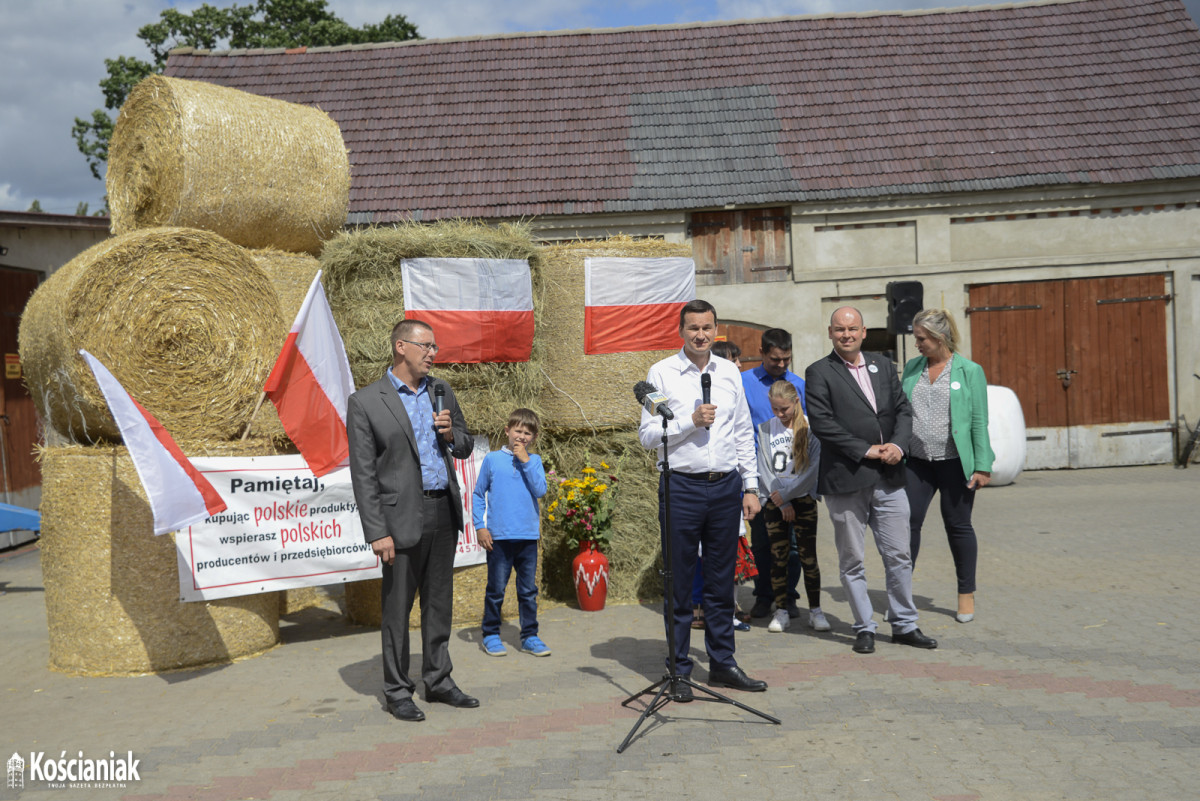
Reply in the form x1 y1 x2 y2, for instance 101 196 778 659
804 307 937 655
347 319 476 722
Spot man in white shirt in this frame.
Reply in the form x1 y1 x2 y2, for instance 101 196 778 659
639 299 766 696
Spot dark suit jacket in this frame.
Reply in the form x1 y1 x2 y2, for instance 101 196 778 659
346 373 474 549
804 350 912 496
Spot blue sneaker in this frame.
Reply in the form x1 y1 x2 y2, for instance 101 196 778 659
482 634 507 657
520 636 551 657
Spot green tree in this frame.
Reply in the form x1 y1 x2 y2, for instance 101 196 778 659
73 0 420 180
27 200 43 213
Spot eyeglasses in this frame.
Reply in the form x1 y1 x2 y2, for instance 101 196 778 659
401 339 439 355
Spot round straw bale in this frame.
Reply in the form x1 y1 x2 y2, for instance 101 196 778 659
538 237 690 431
320 220 545 442
18 228 285 444
108 74 349 255
39 441 282 676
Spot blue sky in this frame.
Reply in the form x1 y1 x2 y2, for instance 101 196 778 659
3 0 1199 216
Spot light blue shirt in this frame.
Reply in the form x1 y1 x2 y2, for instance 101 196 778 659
386 370 448 491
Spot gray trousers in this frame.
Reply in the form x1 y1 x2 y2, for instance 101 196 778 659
824 485 919 635
380 494 458 704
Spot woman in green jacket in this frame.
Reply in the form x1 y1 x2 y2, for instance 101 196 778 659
901 309 995 624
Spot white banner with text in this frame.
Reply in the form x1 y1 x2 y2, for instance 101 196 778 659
176 448 487 602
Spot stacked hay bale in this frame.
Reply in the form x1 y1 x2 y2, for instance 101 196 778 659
17 75 354 672
319 220 544 626
17 228 290 674
108 74 349 255
19 228 286 444
40 441 282 676
535 237 692 603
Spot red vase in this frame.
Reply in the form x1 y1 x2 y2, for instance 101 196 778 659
572 540 609 611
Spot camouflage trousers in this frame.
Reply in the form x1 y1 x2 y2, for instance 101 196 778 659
762 496 821 609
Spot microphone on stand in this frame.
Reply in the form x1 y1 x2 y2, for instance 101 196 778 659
634 381 674 420
700 373 711 430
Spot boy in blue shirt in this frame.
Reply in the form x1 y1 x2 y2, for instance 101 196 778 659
473 408 550 657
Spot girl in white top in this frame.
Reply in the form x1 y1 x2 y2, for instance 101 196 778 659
756 381 829 634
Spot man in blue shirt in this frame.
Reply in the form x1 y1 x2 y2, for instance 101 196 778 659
347 320 477 723
741 328 806 620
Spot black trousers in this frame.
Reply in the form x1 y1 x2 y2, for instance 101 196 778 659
905 457 978 594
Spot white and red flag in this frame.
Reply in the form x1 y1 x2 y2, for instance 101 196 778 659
400 258 533 363
263 270 355 477
79 350 227 535
584 257 696 354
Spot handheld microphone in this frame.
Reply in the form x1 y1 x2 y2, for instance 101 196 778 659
634 381 674 420
700 373 711 430
434 384 445 416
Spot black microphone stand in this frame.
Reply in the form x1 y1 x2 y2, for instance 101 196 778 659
617 414 780 753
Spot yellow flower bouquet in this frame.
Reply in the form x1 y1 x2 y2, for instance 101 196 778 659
545 460 620 553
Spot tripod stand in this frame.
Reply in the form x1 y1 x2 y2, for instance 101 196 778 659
617 415 780 753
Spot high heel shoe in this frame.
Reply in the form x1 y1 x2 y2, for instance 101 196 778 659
956 592 975 623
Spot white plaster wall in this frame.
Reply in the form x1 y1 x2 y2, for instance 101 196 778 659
0 221 109 279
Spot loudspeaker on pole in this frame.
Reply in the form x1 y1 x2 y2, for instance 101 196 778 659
886 280 924 335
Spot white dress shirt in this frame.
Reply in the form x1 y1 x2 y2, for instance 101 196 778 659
638 350 758 492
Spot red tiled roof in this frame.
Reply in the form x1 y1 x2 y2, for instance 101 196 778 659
164 0 1200 223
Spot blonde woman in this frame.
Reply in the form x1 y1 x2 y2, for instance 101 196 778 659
901 309 994 624
756 380 829 634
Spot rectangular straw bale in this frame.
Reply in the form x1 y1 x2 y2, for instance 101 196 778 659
320 220 546 444
39 439 284 676
538 237 691 431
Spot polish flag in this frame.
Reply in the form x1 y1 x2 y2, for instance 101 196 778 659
79 350 227 535
263 271 355 477
401 258 533 363
584 257 696 354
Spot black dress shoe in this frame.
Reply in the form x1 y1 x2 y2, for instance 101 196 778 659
388 698 425 722
426 686 480 708
892 627 938 649
708 665 767 692
749 599 772 619
670 678 694 703
853 631 876 654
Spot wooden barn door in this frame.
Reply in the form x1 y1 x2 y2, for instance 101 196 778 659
968 274 1171 468
1 266 42 503
714 322 768 371
690 208 790 286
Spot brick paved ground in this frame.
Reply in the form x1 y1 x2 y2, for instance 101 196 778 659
2 465 1197 801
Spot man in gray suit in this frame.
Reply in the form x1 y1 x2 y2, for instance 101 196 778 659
347 319 477 722
804 307 937 655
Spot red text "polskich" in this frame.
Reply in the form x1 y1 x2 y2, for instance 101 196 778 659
280 519 342 548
